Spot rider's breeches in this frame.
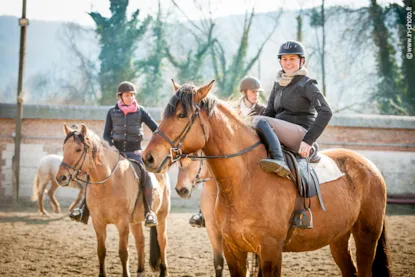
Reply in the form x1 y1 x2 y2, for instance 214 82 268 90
252 116 307 152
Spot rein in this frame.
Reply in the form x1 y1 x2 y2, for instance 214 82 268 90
61 132 122 185
178 151 212 188
154 101 261 171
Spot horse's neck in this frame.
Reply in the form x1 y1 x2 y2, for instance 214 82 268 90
85 150 118 186
203 105 264 196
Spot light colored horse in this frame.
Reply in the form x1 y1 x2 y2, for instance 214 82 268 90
56 124 171 277
143 81 391 277
32 154 84 215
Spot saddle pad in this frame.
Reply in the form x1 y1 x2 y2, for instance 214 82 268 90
310 154 344 184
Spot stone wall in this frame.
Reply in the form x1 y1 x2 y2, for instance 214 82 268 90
1 103 414 208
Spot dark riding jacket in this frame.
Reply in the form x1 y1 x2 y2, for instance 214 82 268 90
262 75 332 145
103 104 158 152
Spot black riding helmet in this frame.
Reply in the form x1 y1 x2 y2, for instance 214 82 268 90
278 40 305 58
278 40 306 70
117 81 137 97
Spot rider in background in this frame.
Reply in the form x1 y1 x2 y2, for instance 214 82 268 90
189 76 266 228
234 76 266 123
253 40 332 176
70 81 159 227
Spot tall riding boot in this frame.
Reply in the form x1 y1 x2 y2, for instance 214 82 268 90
142 170 158 227
255 118 290 177
69 197 90 224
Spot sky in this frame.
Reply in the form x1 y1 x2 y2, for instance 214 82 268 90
1 0 397 26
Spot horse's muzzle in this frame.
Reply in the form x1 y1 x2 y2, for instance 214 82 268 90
57 174 69 187
143 152 155 169
143 152 170 173
175 187 191 199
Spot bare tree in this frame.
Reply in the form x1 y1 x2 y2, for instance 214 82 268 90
211 8 282 98
58 22 100 104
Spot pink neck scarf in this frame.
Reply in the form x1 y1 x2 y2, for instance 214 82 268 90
117 100 138 115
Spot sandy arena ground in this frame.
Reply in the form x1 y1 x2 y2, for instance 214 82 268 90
0 205 414 277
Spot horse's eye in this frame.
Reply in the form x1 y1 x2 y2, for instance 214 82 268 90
177 113 186 118
76 149 82 152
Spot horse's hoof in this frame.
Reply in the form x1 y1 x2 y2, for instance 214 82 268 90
136 272 145 277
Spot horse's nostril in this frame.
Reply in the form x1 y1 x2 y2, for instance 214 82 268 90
59 175 67 182
146 153 155 166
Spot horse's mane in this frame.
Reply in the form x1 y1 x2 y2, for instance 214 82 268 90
163 84 218 118
64 128 109 160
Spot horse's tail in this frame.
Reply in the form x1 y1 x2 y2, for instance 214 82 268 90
31 169 40 201
149 226 161 271
372 219 392 277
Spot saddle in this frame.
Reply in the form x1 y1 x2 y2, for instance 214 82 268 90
282 144 326 229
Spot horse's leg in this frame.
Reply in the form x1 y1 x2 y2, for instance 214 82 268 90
329 231 357 277
48 180 61 213
68 186 83 212
93 221 107 277
206 225 224 277
156 216 168 277
130 222 145 277
116 221 131 277
38 180 49 215
200 184 224 277
352 216 384 277
258 243 283 277
223 242 247 277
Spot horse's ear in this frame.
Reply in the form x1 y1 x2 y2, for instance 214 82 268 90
80 124 87 137
195 80 215 102
171 79 181 93
63 123 72 136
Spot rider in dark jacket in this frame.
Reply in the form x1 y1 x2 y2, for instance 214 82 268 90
253 40 332 176
70 81 159 227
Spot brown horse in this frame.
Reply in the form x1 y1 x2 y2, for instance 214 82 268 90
176 157 260 277
32 154 84 215
143 81 391 277
56 124 171 277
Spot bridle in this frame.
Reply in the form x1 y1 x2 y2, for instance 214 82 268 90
153 97 262 173
178 151 212 188
60 132 122 186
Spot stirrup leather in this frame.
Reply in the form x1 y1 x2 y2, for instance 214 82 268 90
292 208 313 229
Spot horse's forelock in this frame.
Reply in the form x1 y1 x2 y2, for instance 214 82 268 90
63 129 108 161
63 131 84 145
163 84 217 119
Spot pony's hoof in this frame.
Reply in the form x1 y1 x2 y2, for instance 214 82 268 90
136 272 145 277
39 210 49 216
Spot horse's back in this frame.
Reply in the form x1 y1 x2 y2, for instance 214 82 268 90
322 148 386 189
38 154 63 177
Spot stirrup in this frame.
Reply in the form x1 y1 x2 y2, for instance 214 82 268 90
69 208 88 225
292 208 313 229
145 211 158 227
189 212 205 228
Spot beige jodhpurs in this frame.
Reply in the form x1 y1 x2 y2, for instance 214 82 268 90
252 116 307 152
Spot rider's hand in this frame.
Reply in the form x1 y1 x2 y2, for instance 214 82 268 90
299 141 312 158
134 150 143 155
